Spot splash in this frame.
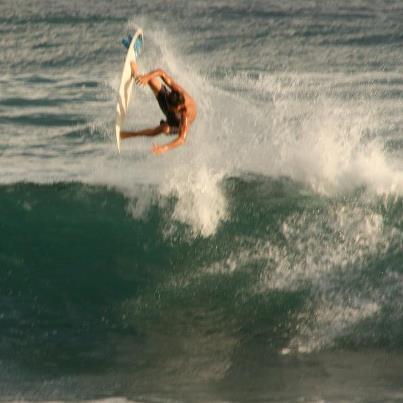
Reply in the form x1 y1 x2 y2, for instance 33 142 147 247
105 28 403 237
160 166 227 237
210 70 403 196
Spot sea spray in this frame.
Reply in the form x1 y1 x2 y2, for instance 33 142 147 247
160 166 227 237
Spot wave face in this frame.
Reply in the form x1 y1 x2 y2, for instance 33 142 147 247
1 0 403 400
2 180 403 400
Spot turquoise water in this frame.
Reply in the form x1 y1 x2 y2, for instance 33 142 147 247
1 0 403 401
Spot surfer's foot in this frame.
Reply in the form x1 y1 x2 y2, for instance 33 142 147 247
120 131 129 140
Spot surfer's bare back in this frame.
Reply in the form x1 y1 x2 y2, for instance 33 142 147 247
120 62 197 155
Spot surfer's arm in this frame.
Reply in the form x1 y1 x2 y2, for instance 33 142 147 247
152 116 188 155
158 70 184 93
137 69 184 93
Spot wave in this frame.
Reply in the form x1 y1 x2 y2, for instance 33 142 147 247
1 15 403 399
1 178 403 377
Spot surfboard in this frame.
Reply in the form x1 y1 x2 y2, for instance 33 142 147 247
115 29 143 153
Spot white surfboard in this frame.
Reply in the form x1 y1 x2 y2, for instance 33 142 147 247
115 29 143 153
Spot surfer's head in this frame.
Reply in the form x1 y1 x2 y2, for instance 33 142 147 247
167 90 185 109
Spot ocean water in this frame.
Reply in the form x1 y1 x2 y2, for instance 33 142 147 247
1 0 403 401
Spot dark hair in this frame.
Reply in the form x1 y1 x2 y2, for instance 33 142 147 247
167 90 185 108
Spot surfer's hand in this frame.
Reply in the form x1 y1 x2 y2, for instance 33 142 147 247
152 144 169 155
135 74 150 86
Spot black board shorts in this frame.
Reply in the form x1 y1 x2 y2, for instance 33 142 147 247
156 85 180 133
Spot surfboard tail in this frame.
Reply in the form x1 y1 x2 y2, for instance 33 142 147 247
121 33 133 50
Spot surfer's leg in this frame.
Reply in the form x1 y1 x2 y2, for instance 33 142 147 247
120 125 165 139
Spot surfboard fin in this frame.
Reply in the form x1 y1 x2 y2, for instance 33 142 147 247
121 33 133 50
134 35 143 58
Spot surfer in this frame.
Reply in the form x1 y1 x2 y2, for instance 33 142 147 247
120 62 197 155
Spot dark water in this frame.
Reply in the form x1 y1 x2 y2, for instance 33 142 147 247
1 0 403 401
